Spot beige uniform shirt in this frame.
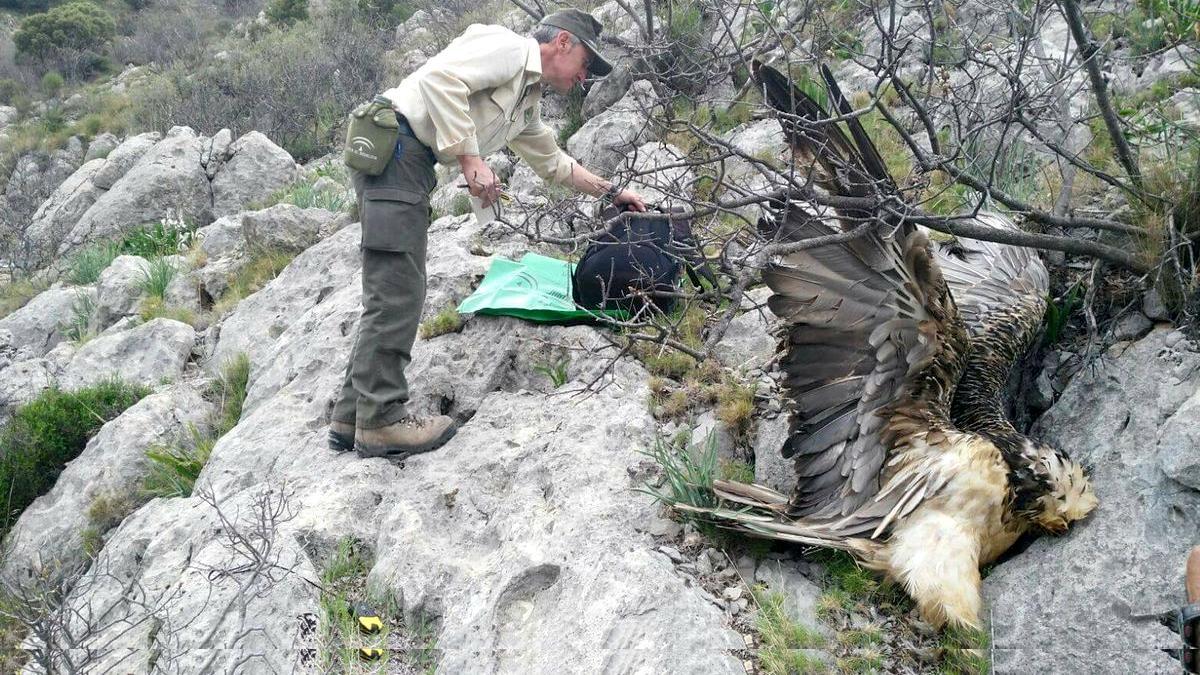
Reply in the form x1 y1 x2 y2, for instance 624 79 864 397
382 24 577 185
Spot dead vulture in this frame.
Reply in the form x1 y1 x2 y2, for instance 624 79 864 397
673 63 1097 629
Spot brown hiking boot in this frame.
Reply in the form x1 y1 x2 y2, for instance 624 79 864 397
355 415 457 460
328 420 355 452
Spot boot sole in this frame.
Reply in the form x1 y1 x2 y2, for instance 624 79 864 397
328 429 354 452
355 424 457 461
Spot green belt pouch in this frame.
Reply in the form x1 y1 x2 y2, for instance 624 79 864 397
343 95 401 176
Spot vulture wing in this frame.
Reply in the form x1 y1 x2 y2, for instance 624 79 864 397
755 63 972 535
934 213 1050 437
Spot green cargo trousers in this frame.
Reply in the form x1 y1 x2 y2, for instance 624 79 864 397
332 130 438 429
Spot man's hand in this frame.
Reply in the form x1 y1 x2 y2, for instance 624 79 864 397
613 188 647 212
458 155 502 208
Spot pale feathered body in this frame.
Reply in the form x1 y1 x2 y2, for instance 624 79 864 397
674 64 1097 629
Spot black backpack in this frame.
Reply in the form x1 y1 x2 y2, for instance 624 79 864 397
571 205 713 315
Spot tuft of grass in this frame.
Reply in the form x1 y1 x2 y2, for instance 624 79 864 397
1043 286 1082 346
275 182 351 212
142 353 249 499
837 649 885 673
67 243 120 285
532 357 569 388
449 193 472 217
139 296 198 326
81 490 137 557
120 219 195 259
638 433 718 512
314 537 439 672
753 585 829 674
0 380 151 541
62 291 99 343
418 304 463 339
718 458 755 483
142 424 212 499
209 352 251 436
715 380 756 436
138 257 178 300
938 624 991 674
211 249 296 316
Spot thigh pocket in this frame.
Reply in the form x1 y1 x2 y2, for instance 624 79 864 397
360 187 430 253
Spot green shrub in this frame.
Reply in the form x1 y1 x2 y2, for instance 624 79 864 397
0 379 150 539
138 257 178 299
14 2 116 62
357 0 414 24
0 0 50 11
0 79 27 107
39 71 64 97
130 2 392 163
557 86 585 146
267 0 309 24
66 242 119 285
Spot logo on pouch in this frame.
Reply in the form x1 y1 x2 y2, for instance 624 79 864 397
349 136 377 159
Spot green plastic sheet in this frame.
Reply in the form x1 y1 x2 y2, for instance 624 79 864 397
456 252 627 323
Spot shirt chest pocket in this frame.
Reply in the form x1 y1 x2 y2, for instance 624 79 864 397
470 92 509 151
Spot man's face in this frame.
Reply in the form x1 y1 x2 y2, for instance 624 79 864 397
545 33 593 95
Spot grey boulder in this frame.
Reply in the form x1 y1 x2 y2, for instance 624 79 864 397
982 329 1200 674
60 318 196 390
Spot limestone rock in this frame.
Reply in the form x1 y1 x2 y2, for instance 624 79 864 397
94 255 150 329
210 131 300 218
84 132 120 162
753 413 793 493
196 213 246 260
713 287 777 370
982 329 1200 673
567 80 657 174
1159 388 1200 491
60 319 196 390
581 60 634 121
24 158 107 265
241 204 337 254
0 287 92 358
754 557 827 634
61 128 212 256
90 131 161 190
1113 311 1153 341
209 224 361 379
0 358 56 421
623 141 693 207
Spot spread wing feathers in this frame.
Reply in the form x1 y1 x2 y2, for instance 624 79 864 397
764 214 970 527
932 212 1049 340
753 61 898 225
934 213 1050 437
